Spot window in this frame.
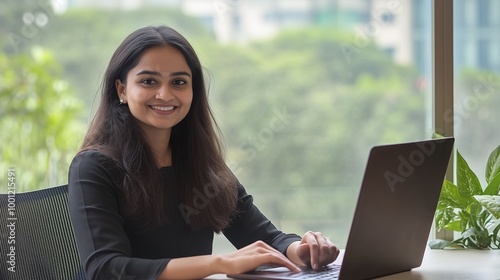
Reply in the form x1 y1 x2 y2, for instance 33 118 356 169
477 0 490 27
454 0 500 187
209 0 432 251
3 0 497 253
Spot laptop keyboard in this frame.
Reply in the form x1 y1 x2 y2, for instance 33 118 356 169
288 264 341 279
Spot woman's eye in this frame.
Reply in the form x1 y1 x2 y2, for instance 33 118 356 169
173 79 187 86
141 79 157 85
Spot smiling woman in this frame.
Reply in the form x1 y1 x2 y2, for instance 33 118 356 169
67 25 339 280
115 46 194 167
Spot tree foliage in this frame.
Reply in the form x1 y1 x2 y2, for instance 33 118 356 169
1 6 431 246
196 29 427 241
0 48 85 192
203 28 425 192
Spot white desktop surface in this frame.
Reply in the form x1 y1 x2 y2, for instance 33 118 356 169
372 247 500 280
207 247 500 280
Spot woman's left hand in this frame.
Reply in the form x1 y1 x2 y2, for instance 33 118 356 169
288 231 340 270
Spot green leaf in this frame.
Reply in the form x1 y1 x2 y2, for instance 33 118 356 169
486 145 500 184
435 206 456 231
443 220 462 231
492 224 500 248
456 151 483 204
474 195 500 219
469 201 484 218
486 219 500 234
439 180 463 209
470 226 492 249
483 169 500 195
435 179 465 231
458 211 471 231
472 237 491 249
428 239 452 249
432 132 445 139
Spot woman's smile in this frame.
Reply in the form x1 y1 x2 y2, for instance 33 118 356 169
149 105 177 115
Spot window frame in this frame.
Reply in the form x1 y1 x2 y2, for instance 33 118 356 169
432 0 454 241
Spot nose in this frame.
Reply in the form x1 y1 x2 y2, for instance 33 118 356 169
156 85 174 101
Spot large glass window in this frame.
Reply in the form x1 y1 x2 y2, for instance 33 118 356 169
453 0 500 186
194 0 433 251
1 0 434 253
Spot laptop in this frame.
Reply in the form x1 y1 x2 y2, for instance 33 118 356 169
227 137 454 280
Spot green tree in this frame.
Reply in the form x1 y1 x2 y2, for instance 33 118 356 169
202 28 425 244
0 47 85 193
204 28 424 190
1 9 428 246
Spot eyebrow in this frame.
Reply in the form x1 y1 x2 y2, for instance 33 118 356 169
136 70 191 77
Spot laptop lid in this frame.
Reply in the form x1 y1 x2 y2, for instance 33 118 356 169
227 138 454 280
338 137 453 280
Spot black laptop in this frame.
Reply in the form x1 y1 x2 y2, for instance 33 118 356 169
227 138 454 280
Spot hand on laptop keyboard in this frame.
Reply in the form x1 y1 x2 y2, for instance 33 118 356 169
287 231 341 270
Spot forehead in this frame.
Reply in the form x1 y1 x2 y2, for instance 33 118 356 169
131 45 191 74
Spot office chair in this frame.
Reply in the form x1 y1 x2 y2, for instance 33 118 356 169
0 185 85 280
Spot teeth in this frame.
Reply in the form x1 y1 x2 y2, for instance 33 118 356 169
151 105 174 111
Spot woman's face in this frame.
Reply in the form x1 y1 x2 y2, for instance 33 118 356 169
116 45 193 136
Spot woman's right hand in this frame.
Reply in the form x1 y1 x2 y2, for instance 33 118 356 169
218 240 301 275
160 240 300 279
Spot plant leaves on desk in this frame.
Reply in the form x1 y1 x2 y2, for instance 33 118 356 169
456 152 483 205
428 239 452 249
474 195 500 219
482 172 500 196
486 145 500 184
433 144 500 249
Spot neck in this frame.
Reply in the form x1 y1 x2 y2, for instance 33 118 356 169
142 126 172 167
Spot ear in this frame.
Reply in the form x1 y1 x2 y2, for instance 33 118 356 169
115 79 126 102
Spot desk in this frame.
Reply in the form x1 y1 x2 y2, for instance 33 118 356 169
207 248 500 280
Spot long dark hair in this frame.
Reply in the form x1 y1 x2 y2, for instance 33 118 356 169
81 25 238 232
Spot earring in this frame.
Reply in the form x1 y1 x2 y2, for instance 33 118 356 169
120 99 124 104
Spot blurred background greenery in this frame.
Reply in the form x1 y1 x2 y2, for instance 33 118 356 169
1 0 499 250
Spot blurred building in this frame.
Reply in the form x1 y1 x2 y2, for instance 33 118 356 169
453 0 500 72
175 0 367 43
63 0 500 72
411 0 500 77
64 0 178 10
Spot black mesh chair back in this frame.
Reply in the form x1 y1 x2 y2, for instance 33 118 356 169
0 185 85 280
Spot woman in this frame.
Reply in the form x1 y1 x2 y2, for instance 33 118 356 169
68 25 339 280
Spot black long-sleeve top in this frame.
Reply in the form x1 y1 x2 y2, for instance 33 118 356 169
68 150 301 280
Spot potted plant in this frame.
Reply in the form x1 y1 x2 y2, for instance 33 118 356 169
430 144 500 249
